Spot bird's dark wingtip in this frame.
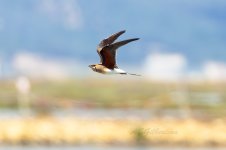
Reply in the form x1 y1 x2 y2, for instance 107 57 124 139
130 38 140 41
119 30 126 34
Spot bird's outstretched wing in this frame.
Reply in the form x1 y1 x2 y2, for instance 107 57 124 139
101 38 139 69
97 30 125 64
97 30 125 52
110 38 139 50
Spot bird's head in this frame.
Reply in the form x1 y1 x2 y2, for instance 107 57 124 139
88 64 97 72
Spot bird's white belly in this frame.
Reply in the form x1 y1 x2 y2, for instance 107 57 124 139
104 68 126 74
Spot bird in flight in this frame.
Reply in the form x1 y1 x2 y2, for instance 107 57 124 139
89 30 140 76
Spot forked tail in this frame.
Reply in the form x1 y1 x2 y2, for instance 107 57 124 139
120 72 141 76
128 73 141 76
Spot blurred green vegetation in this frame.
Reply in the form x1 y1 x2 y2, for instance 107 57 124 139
131 127 148 144
0 78 226 118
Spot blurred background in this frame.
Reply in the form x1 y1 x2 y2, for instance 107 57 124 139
0 0 226 149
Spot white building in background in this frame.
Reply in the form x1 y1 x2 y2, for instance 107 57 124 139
15 76 31 115
16 76 30 94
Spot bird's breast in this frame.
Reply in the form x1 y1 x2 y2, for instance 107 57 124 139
103 68 114 74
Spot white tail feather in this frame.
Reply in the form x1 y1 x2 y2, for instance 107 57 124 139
128 73 141 76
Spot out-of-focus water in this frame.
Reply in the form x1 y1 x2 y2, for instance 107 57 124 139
0 146 225 150
0 108 192 119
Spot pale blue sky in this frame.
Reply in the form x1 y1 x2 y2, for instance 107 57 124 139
0 0 226 79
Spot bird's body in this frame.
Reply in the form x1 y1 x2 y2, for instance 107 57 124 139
92 64 127 74
89 30 140 76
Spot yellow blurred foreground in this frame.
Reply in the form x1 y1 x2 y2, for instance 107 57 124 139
0 117 225 146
